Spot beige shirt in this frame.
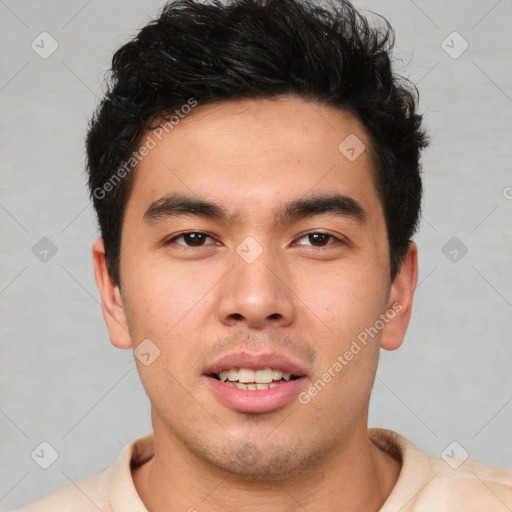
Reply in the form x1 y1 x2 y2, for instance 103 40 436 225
17 429 512 511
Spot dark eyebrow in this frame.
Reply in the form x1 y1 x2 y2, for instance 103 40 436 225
143 193 367 225
143 194 236 224
275 194 368 225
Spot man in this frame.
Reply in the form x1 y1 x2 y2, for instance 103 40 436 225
18 0 511 510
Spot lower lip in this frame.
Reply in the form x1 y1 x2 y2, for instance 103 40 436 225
205 376 306 414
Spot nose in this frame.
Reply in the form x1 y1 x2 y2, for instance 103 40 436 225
216 246 296 330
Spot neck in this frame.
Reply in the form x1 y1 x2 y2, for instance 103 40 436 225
132 419 401 512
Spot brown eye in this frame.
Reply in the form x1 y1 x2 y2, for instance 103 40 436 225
295 232 339 247
167 232 215 247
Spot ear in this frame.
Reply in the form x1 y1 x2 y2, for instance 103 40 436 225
380 242 418 351
92 239 132 349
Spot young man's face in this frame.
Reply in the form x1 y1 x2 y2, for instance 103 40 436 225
94 95 416 479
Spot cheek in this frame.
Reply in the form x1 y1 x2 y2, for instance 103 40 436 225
294 264 389 405
303 271 385 397
298 261 388 334
120 260 209 401
122 253 215 337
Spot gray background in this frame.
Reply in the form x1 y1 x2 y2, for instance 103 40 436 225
1 0 511 509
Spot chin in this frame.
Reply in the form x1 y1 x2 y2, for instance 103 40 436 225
200 439 327 482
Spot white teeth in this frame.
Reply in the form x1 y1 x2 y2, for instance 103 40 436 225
273 369 283 381
255 368 273 383
216 367 298 385
224 381 283 390
238 368 255 383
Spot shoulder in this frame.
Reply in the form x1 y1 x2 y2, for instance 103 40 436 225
425 455 512 508
370 428 512 510
15 432 153 512
15 470 110 512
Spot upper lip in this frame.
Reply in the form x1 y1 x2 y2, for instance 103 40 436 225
204 351 309 377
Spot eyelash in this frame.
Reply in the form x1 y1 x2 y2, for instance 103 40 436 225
164 231 344 249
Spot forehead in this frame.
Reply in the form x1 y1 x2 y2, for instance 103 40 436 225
125 95 382 223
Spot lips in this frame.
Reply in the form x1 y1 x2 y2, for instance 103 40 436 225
203 351 308 414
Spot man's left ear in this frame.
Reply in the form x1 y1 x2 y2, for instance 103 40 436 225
380 241 418 351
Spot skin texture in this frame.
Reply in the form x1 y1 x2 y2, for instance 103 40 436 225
93 95 418 512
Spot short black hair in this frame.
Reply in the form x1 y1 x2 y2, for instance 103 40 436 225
86 0 428 287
